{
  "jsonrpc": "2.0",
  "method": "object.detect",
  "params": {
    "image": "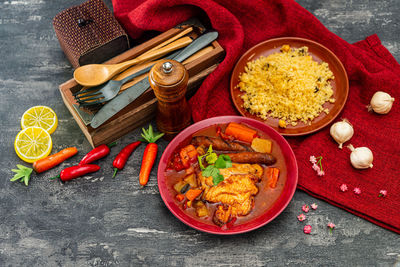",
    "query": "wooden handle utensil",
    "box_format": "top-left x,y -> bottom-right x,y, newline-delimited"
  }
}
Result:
73,36 -> 193,87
